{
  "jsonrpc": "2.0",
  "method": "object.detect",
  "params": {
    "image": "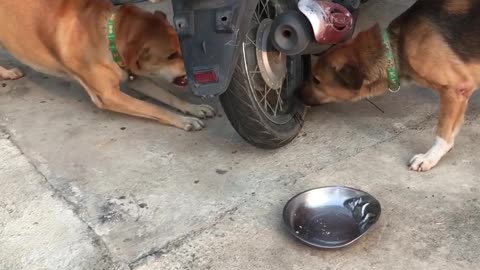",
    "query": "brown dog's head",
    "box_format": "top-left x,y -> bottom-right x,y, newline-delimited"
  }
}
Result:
299,25 -> 386,105
118,6 -> 186,85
